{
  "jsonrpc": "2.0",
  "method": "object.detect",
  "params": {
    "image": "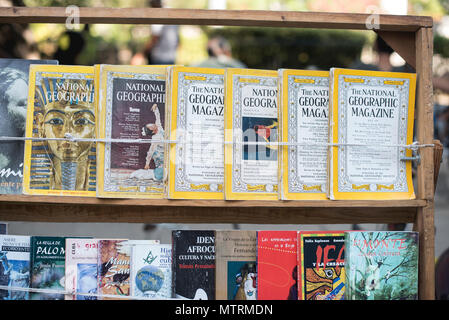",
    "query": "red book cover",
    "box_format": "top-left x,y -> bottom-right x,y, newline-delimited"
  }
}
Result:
297,231 -> 345,300
257,231 -> 298,300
